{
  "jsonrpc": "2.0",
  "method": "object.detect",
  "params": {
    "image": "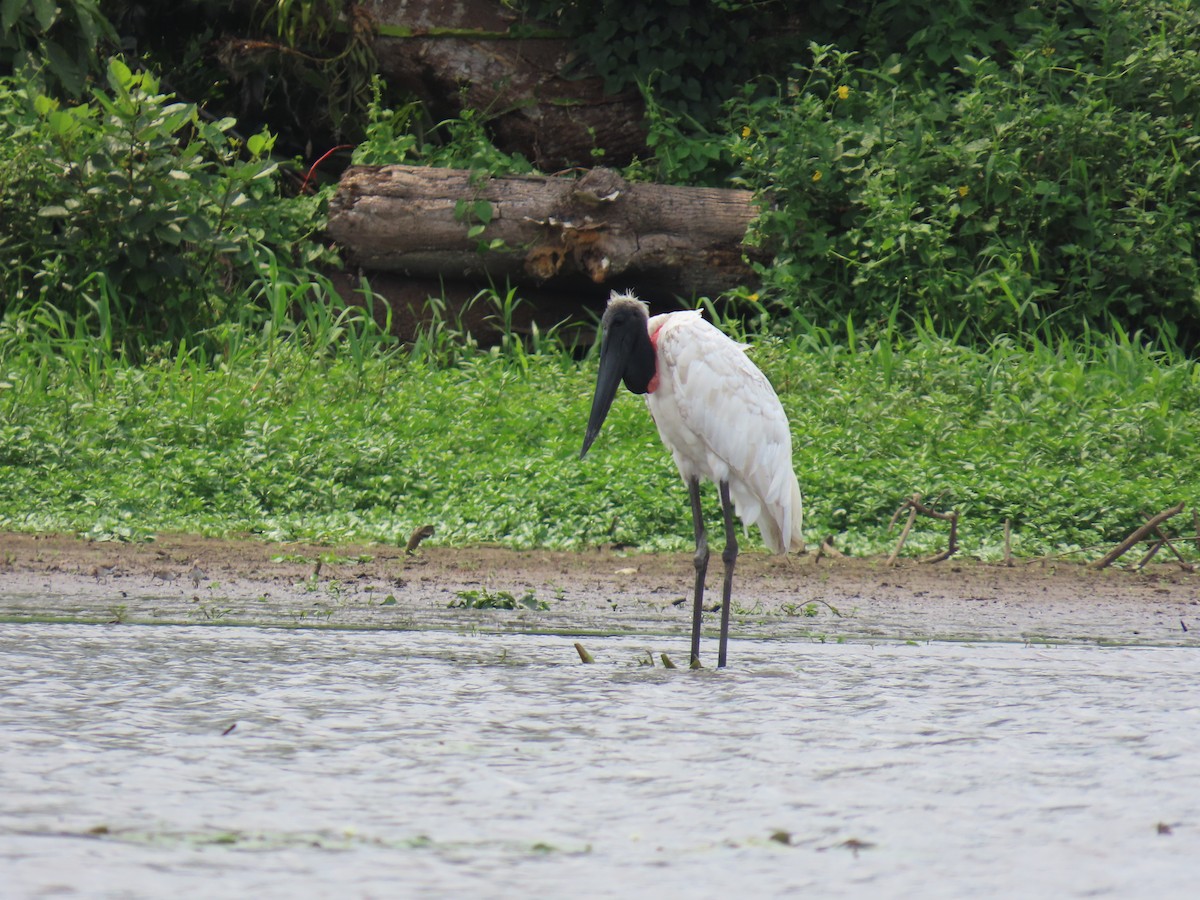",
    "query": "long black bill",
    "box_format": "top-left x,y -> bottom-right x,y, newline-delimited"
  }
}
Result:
580,334 -> 627,459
